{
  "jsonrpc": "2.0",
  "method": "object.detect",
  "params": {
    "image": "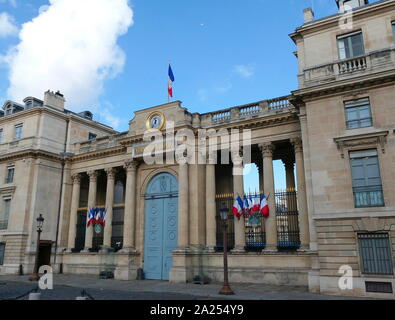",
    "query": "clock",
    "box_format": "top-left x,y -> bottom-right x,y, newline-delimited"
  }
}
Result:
146,112 -> 165,130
